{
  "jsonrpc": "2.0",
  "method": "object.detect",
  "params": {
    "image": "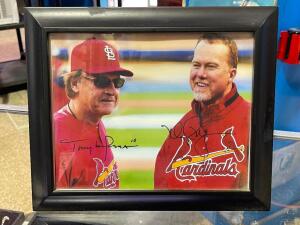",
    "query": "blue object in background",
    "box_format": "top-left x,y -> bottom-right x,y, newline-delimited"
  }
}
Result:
274,62 -> 300,132
255,0 -> 275,5
274,0 -> 300,132
100,0 -> 108,7
41,0 -> 95,6
188,0 -> 236,6
187,0 -> 275,6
